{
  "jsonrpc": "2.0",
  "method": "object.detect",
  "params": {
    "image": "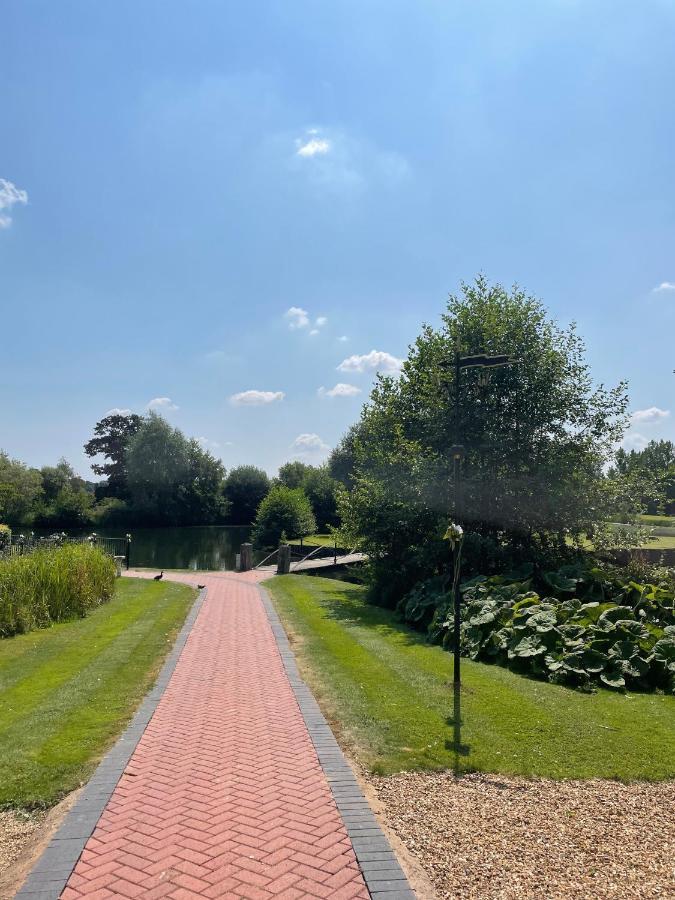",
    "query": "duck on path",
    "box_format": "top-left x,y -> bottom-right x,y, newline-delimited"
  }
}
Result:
153,571 -> 164,581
